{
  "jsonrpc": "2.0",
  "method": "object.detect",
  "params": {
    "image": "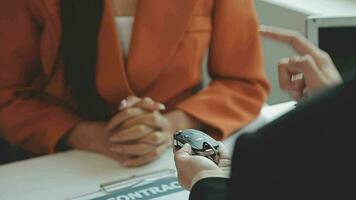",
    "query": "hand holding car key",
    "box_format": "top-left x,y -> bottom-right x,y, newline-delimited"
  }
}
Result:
174,129 -> 220,164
